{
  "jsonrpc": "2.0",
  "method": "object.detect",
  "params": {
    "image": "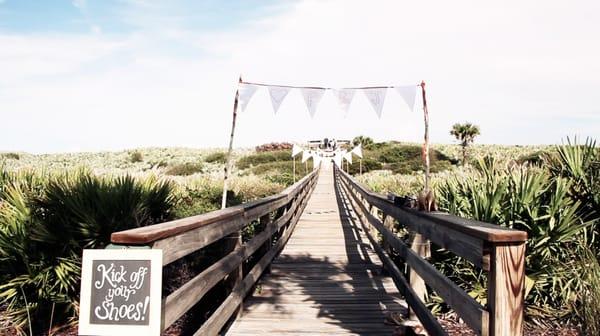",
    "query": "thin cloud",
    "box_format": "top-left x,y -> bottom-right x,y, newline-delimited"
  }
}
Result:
0,0 -> 599,153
